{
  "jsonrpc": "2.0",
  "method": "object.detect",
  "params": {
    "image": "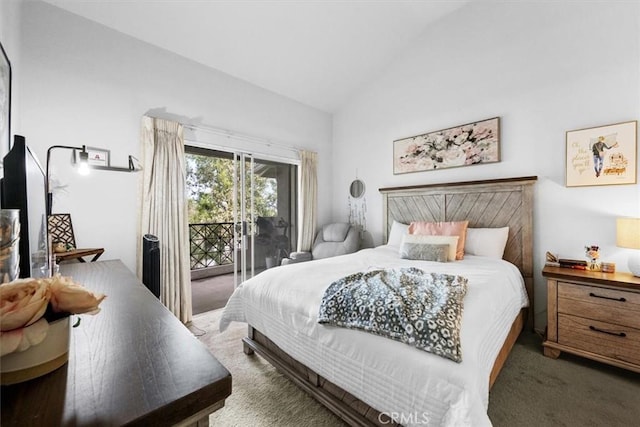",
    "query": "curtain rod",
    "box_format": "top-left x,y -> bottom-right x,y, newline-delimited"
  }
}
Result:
182,123 -> 301,153
185,140 -> 301,166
